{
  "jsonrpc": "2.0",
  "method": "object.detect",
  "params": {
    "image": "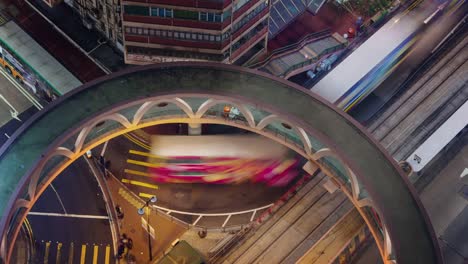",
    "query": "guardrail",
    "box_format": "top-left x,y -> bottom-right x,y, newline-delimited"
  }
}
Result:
247,29 -> 332,68
112,168 -> 274,232
280,43 -> 346,79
